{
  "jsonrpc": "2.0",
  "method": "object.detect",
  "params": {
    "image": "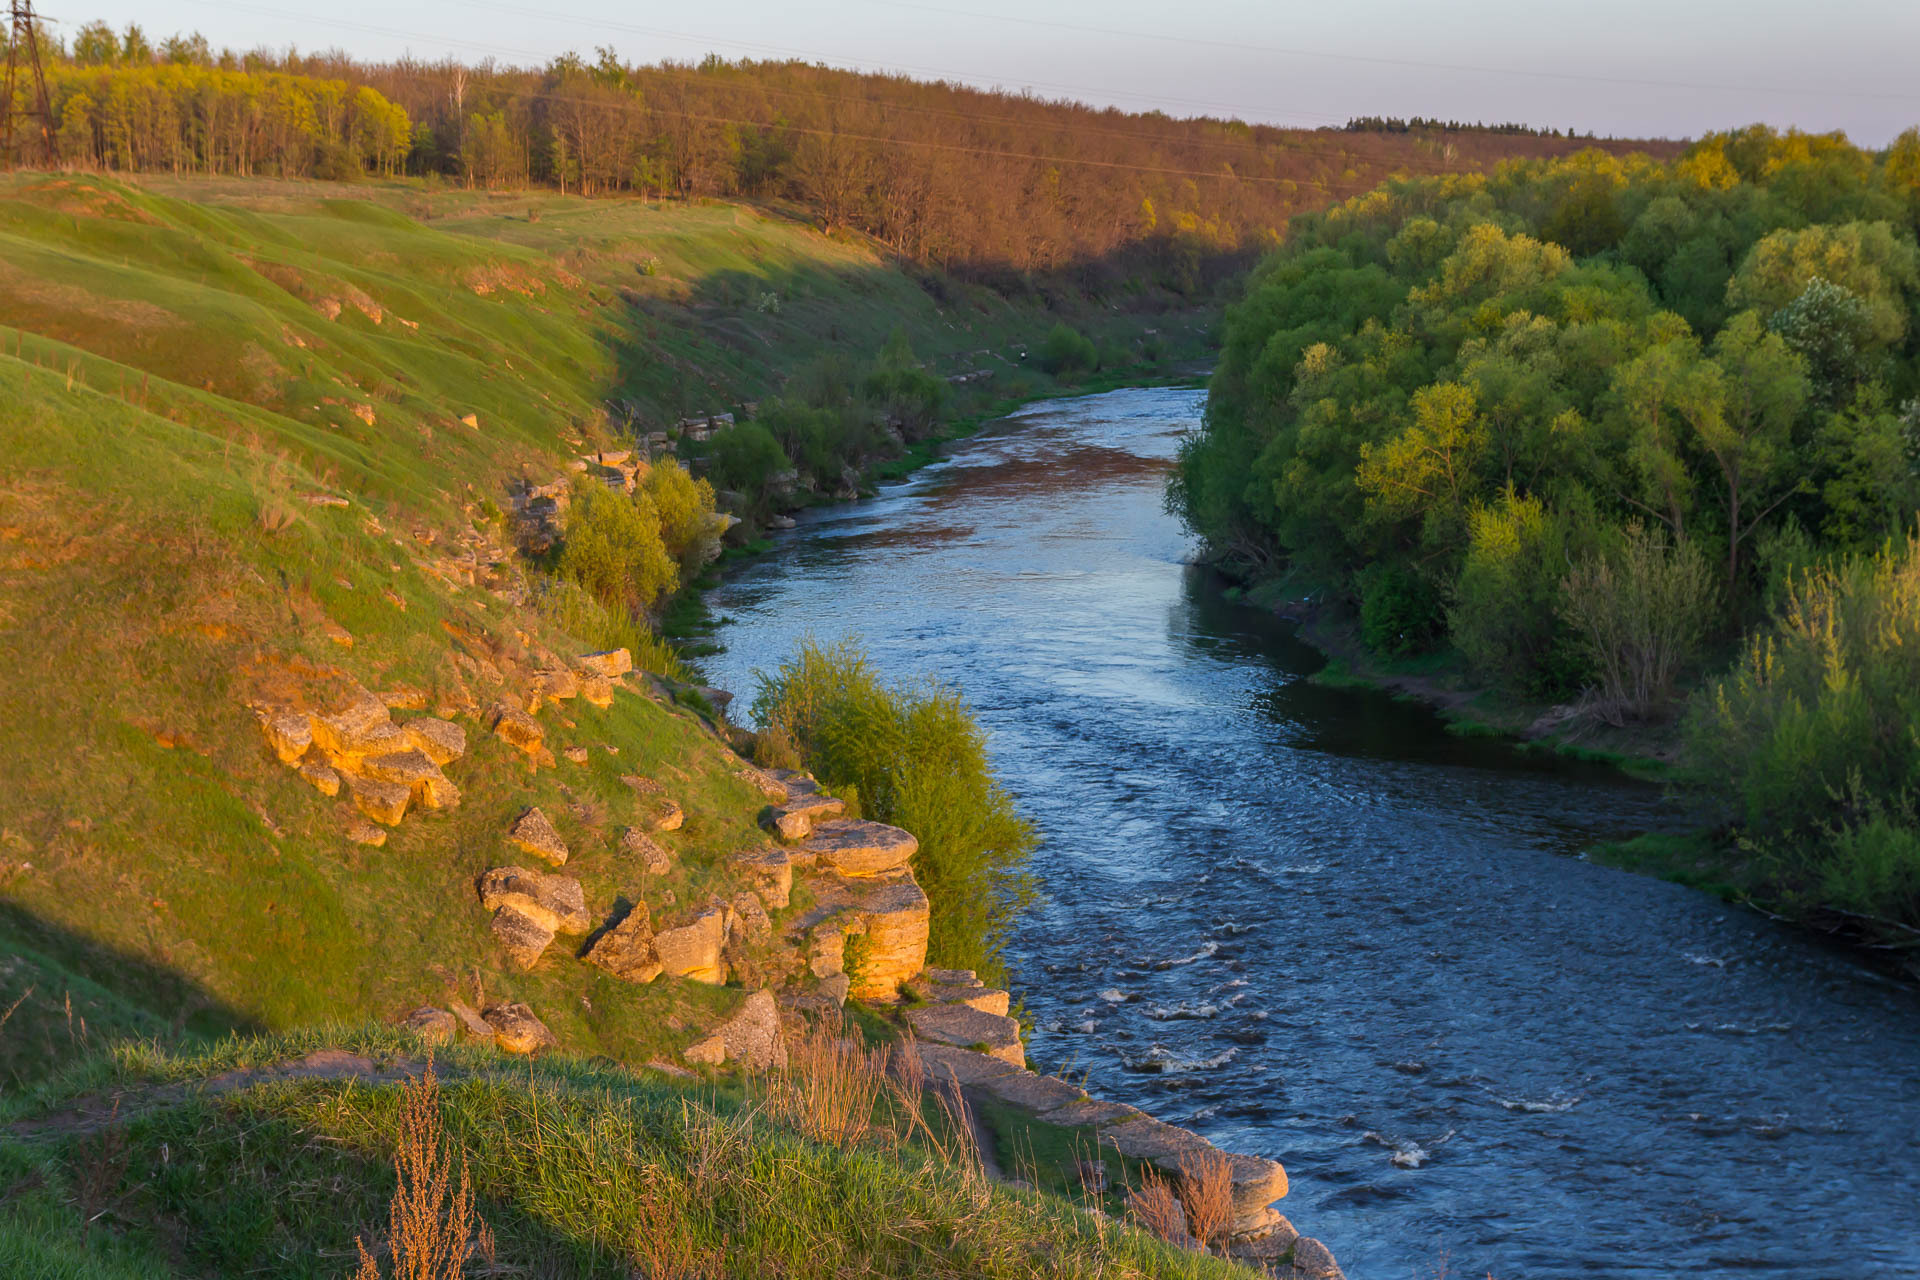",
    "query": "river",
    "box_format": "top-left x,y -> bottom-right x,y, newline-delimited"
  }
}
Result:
703,385 -> 1920,1279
